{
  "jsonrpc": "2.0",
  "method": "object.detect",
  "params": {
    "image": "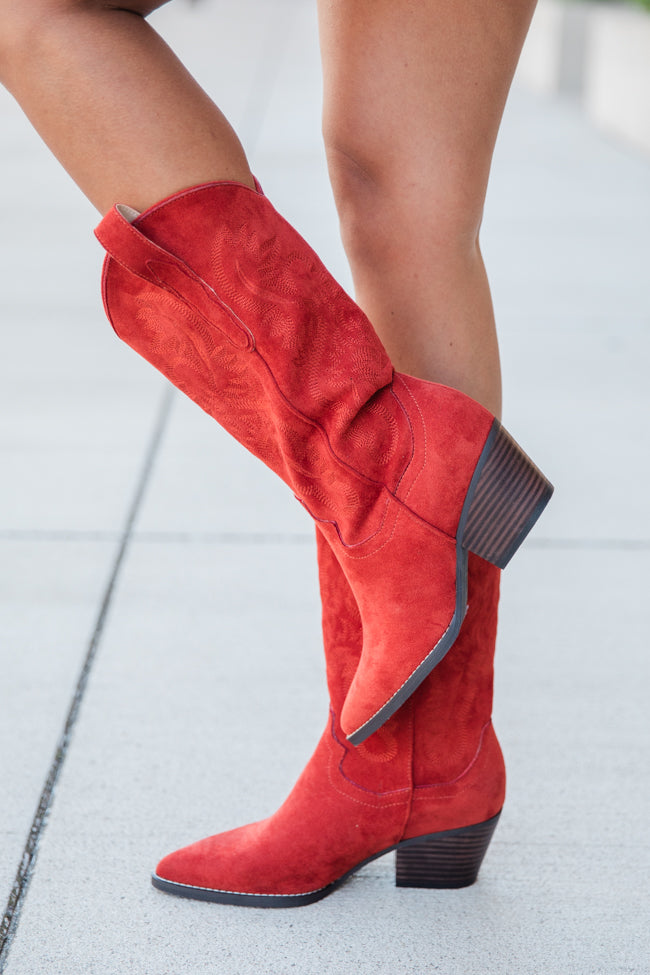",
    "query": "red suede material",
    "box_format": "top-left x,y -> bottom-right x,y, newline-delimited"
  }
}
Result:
392,374 -> 494,537
333,508 -> 458,739
401,555 -> 506,836
95,181 -> 497,735
156,729 -> 411,896
97,183 -> 410,490
410,554 -> 501,785
317,532 -> 415,796
402,722 -> 505,839
95,182 -> 492,525
156,533 -> 412,896
321,542 -> 505,831
154,541 -> 504,897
